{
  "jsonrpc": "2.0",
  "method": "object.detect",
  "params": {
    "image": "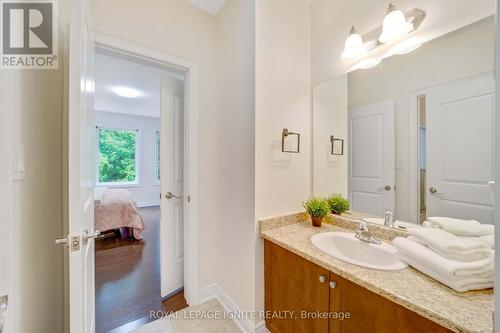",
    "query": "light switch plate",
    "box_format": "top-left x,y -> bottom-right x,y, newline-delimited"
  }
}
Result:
12,144 -> 25,181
